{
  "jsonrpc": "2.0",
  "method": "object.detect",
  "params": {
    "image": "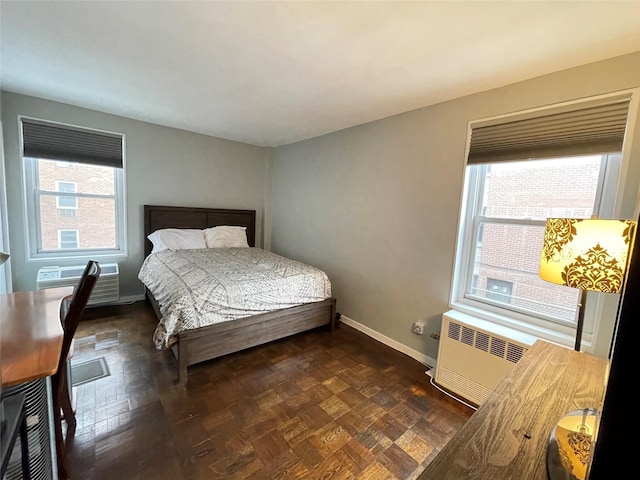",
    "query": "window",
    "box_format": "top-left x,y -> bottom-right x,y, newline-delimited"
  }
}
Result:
460,155 -> 609,324
486,278 -> 513,304
58,230 -> 79,249
451,92 -> 634,343
21,118 -> 126,259
55,181 -> 78,210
